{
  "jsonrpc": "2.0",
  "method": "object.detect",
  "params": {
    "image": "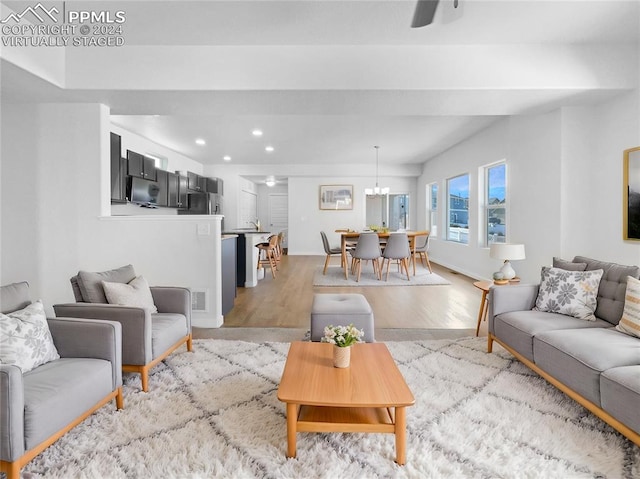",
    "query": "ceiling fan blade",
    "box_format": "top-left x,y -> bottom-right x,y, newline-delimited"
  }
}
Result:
411,0 -> 439,28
